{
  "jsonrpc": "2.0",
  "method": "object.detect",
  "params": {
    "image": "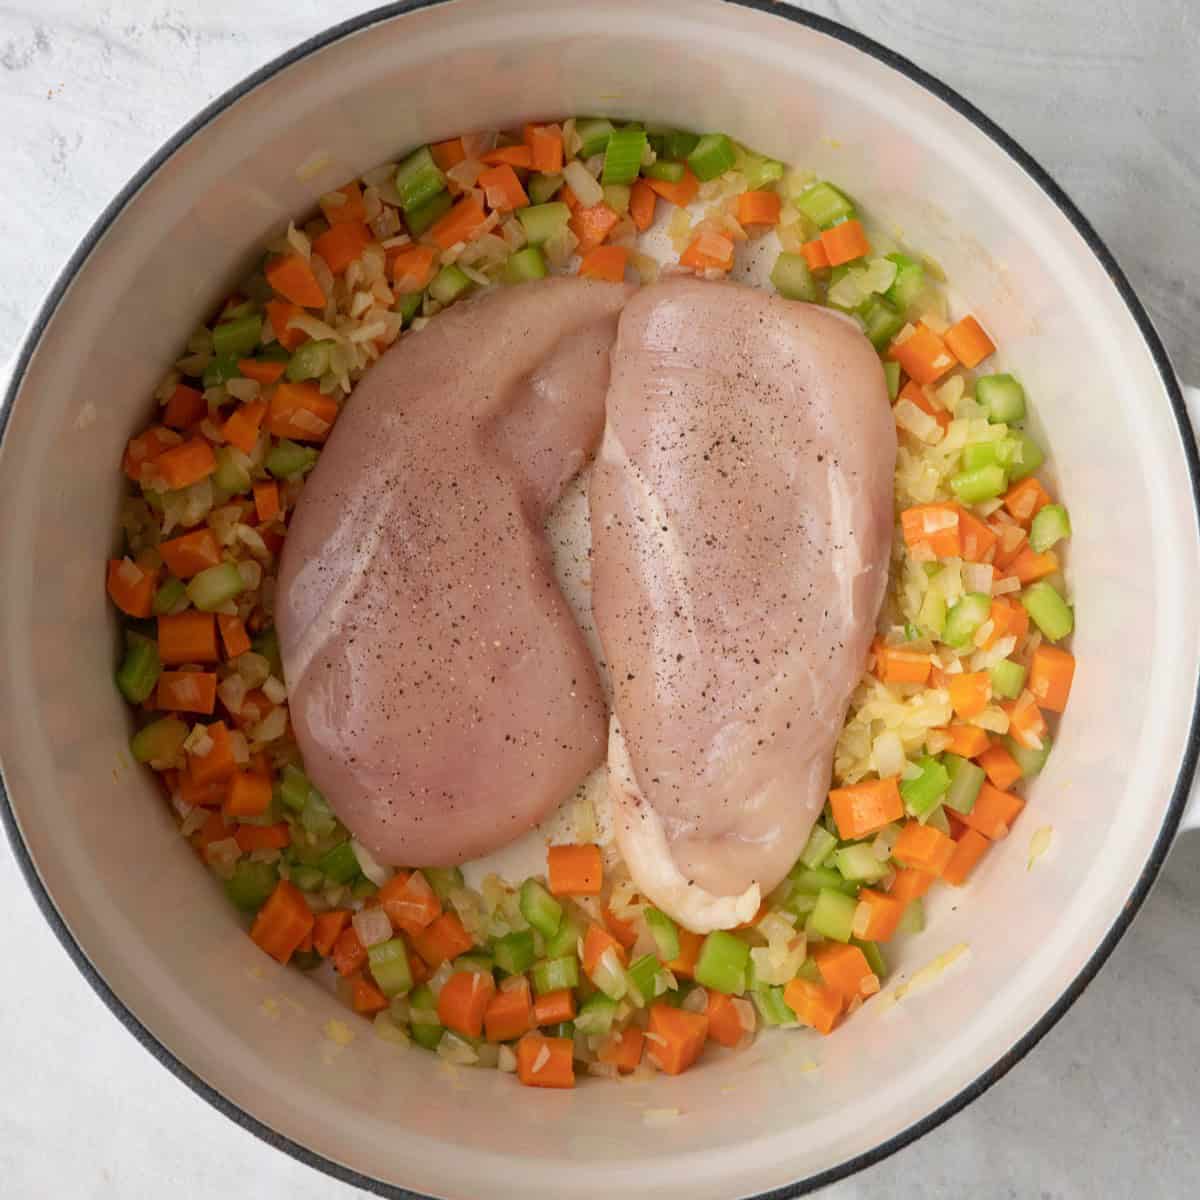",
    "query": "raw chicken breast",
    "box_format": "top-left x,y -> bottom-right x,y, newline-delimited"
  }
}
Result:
590,278 -> 895,930
277,278 -> 632,865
